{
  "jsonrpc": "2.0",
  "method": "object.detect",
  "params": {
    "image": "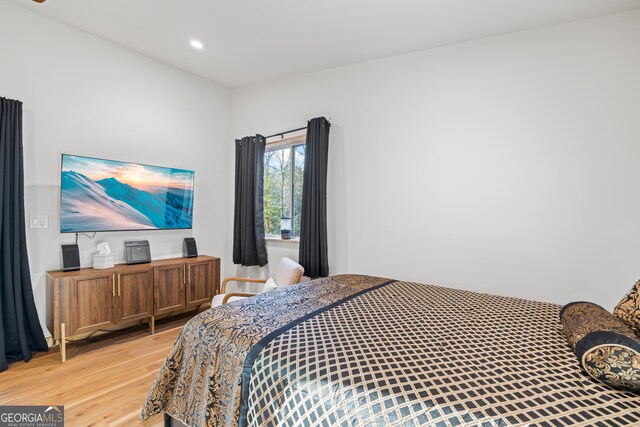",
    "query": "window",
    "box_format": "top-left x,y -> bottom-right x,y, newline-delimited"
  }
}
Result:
264,137 -> 305,237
